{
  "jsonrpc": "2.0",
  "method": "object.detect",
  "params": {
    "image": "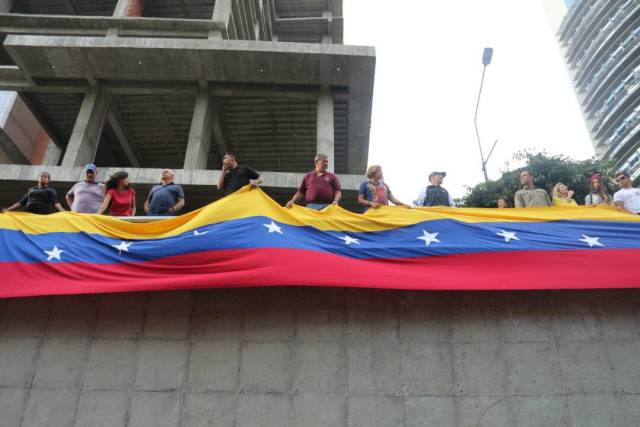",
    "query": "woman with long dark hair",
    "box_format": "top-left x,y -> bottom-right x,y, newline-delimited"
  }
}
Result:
96,171 -> 136,216
584,173 -> 612,206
